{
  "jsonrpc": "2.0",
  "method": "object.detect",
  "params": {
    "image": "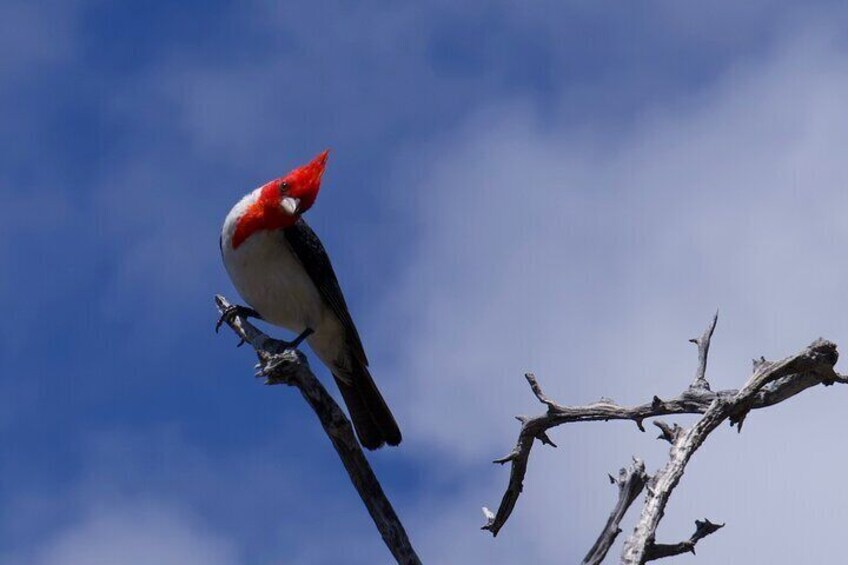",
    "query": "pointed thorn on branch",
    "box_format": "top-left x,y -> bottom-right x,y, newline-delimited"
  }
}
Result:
493,451 -> 518,465
730,408 -> 750,432
536,431 -> 557,448
653,420 -> 682,444
696,518 -> 725,531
